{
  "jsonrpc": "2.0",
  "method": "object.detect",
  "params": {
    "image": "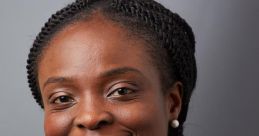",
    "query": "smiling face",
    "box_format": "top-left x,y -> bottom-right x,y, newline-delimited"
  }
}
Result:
37,14 -> 182,136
